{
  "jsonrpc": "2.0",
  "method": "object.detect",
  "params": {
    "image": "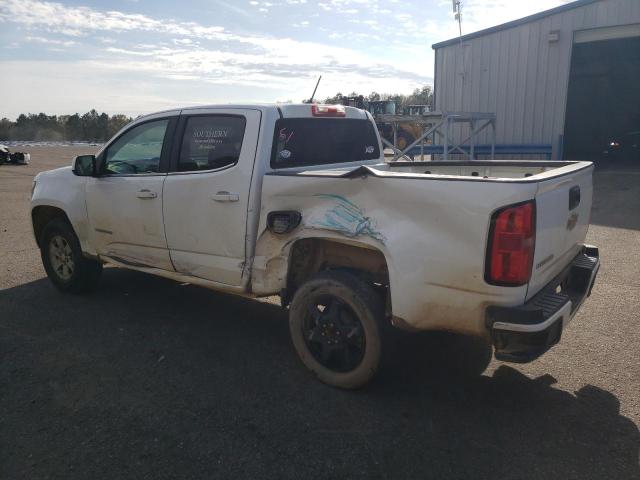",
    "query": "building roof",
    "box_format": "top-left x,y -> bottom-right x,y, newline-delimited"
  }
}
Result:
432,0 -> 601,49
